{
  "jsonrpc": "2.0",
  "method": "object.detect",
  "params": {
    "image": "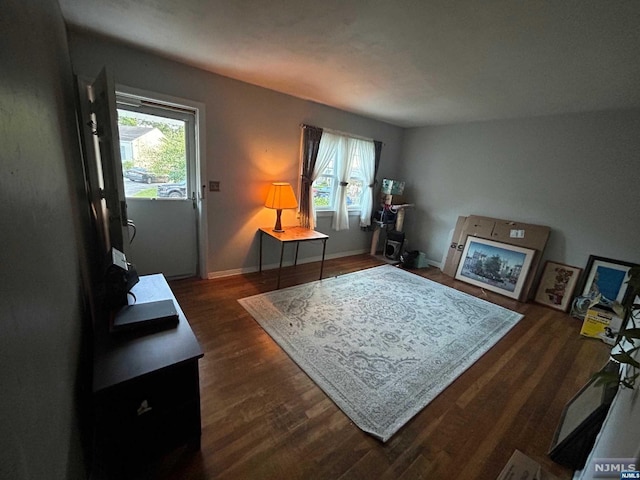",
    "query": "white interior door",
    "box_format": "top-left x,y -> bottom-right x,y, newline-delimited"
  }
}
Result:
116,95 -> 199,279
77,69 -> 131,257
